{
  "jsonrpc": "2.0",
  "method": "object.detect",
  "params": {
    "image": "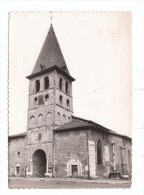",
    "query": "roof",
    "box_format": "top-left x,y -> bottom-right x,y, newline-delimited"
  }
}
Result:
53,116 -> 132,140
54,118 -> 93,130
8,132 -> 26,139
54,116 -> 110,132
8,119 -> 131,141
27,24 -> 75,81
